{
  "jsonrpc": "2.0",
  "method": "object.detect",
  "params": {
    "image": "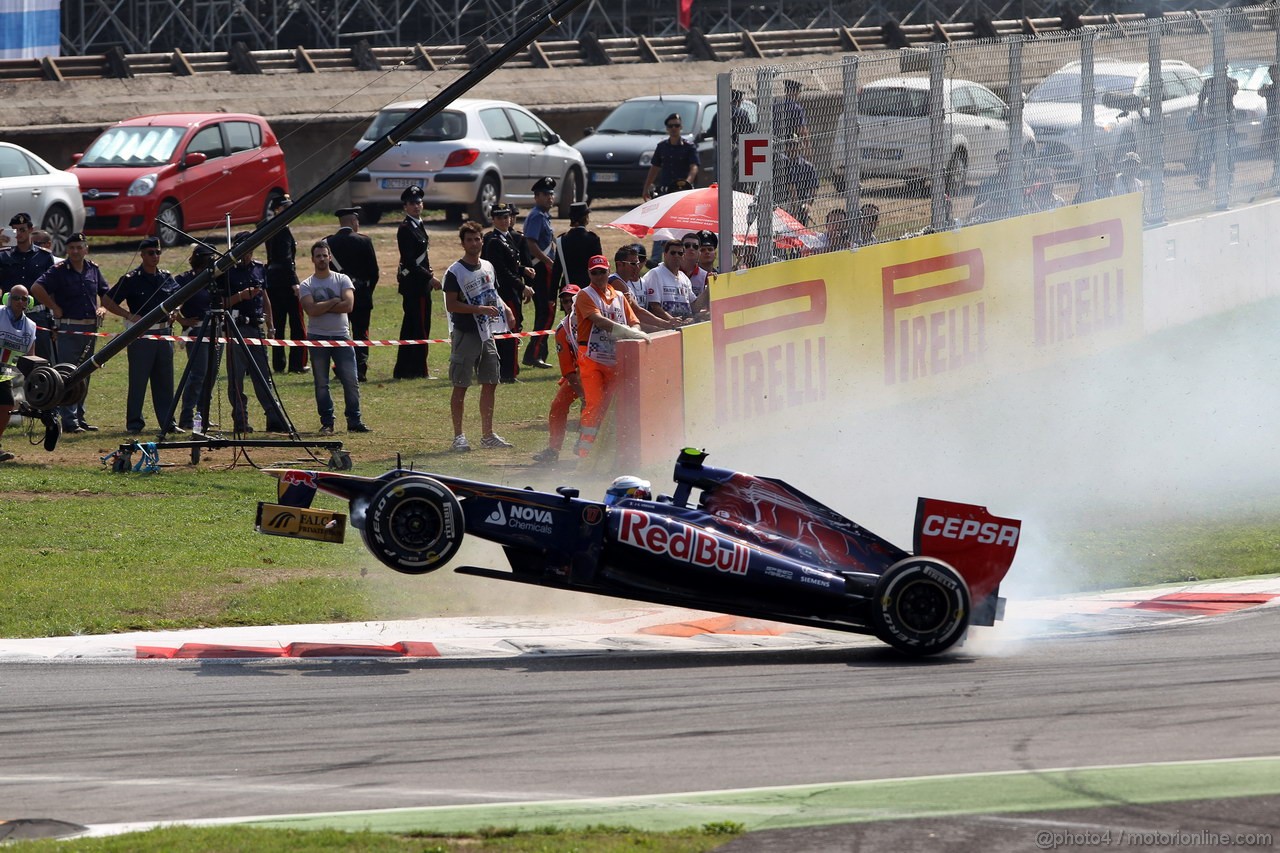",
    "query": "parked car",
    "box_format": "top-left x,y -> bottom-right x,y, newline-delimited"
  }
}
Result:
1198,60 -> 1271,153
68,113 -> 289,248
347,98 -> 585,226
834,77 -> 1036,196
1023,59 -> 1205,171
0,142 -> 86,254
574,94 -> 756,196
